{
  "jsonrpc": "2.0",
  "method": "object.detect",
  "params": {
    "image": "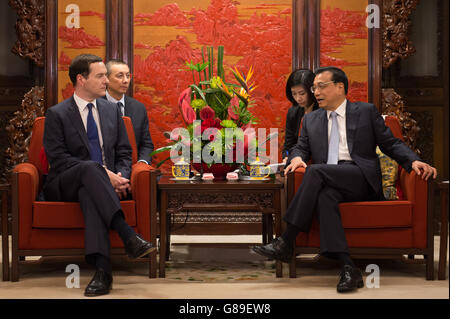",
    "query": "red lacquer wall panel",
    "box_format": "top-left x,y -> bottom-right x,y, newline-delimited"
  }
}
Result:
320,0 -> 369,102
133,0 -> 292,169
57,0 -> 106,103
